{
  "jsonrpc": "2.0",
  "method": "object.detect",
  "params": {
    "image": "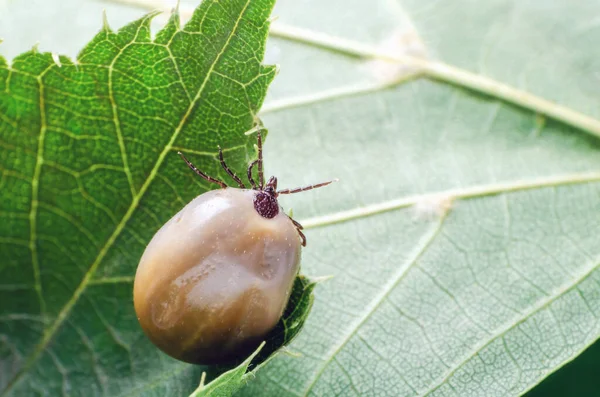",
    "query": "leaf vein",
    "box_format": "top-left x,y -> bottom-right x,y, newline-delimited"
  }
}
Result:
300,172 -> 600,229
107,17 -> 151,198
29,63 -> 57,322
357,333 -> 419,395
302,214 -> 447,396
267,22 -> 600,139
422,256 -> 600,396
